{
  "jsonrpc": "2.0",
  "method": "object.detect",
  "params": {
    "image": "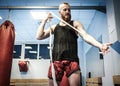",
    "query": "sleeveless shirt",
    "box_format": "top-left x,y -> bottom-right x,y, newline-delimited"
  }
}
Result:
52,21 -> 79,63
